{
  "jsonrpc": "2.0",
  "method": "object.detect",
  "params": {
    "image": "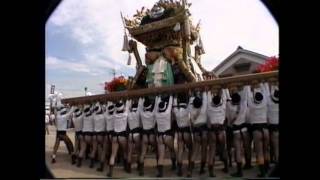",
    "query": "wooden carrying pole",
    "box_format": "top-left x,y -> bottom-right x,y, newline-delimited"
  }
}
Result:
61,71 -> 278,105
